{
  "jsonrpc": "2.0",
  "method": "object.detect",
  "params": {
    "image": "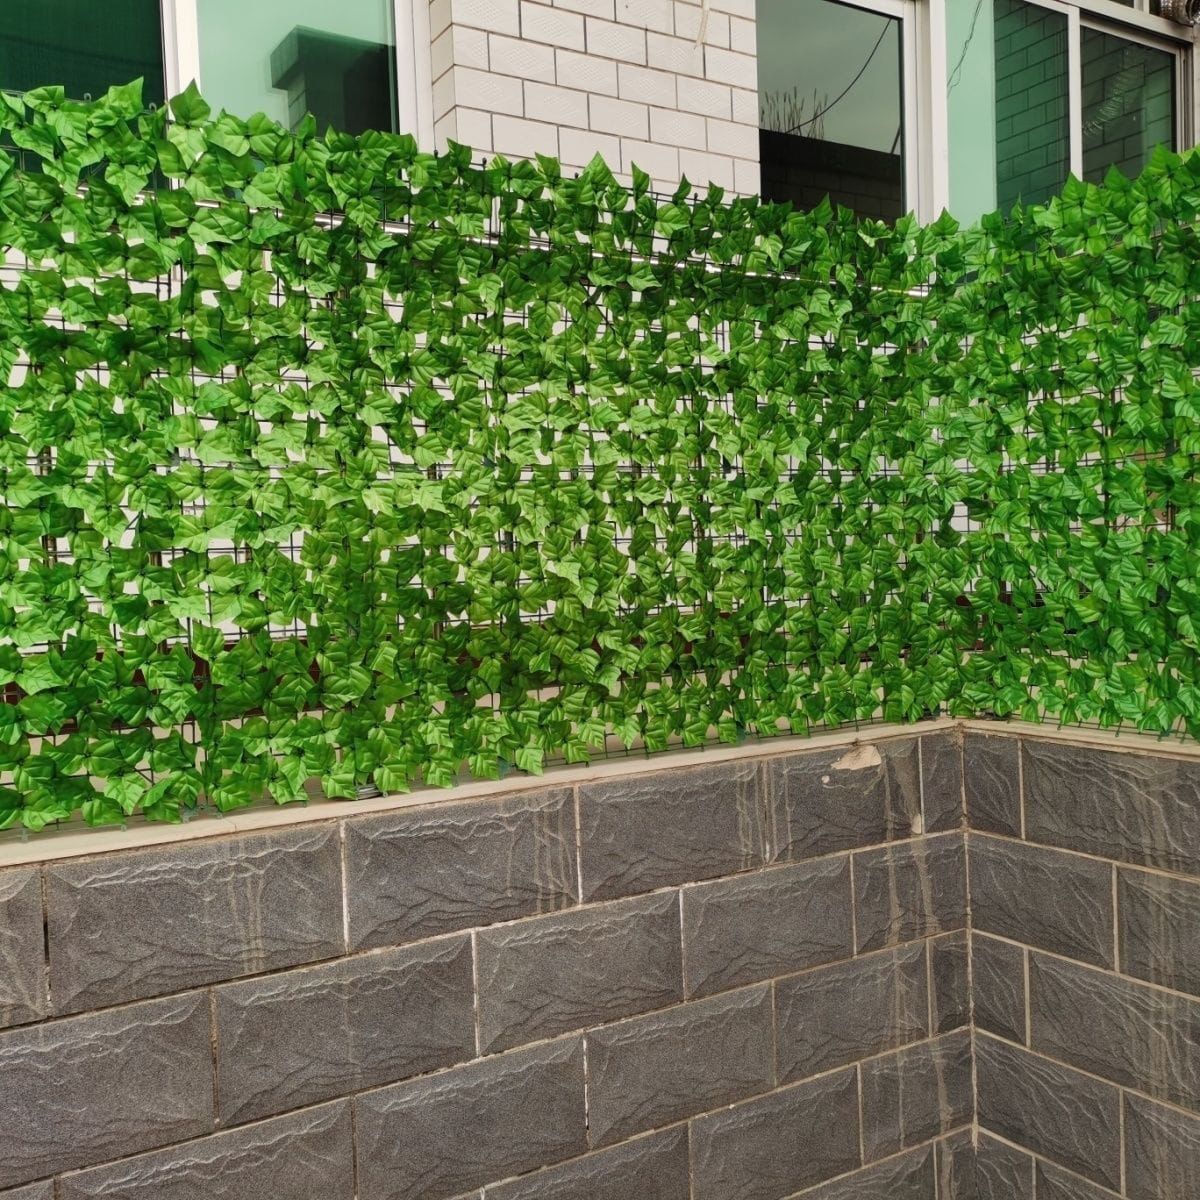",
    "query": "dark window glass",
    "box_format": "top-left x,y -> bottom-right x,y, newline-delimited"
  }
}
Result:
0,0 -> 164,106
994,0 -> 1070,211
757,0 -> 904,221
1082,28 -> 1175,183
